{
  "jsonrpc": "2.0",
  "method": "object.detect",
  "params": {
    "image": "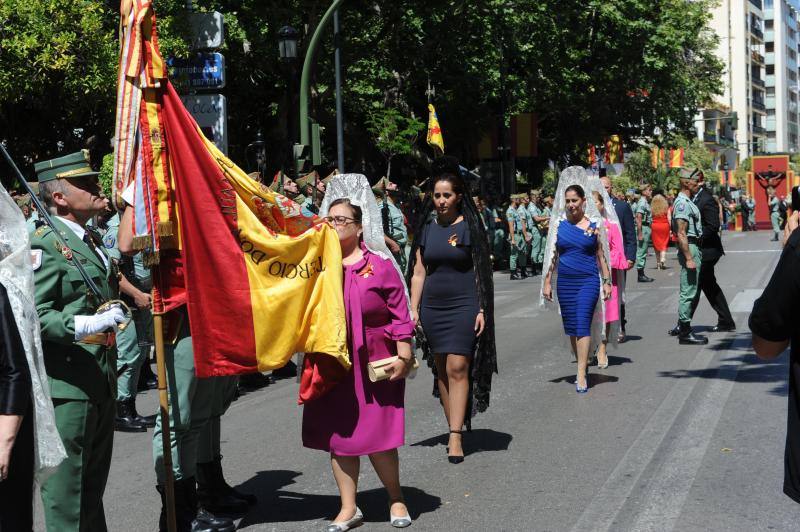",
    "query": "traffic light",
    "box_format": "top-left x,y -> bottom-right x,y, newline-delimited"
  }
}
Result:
293,143 -> 311,175
729,111 -> 738,130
